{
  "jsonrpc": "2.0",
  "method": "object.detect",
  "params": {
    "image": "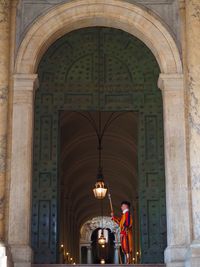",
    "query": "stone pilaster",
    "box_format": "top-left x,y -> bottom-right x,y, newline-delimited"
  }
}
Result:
185,0 -> 200,266
0,0 -> 10,244
158,74 -> 190,267
8,74 -> 38,267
